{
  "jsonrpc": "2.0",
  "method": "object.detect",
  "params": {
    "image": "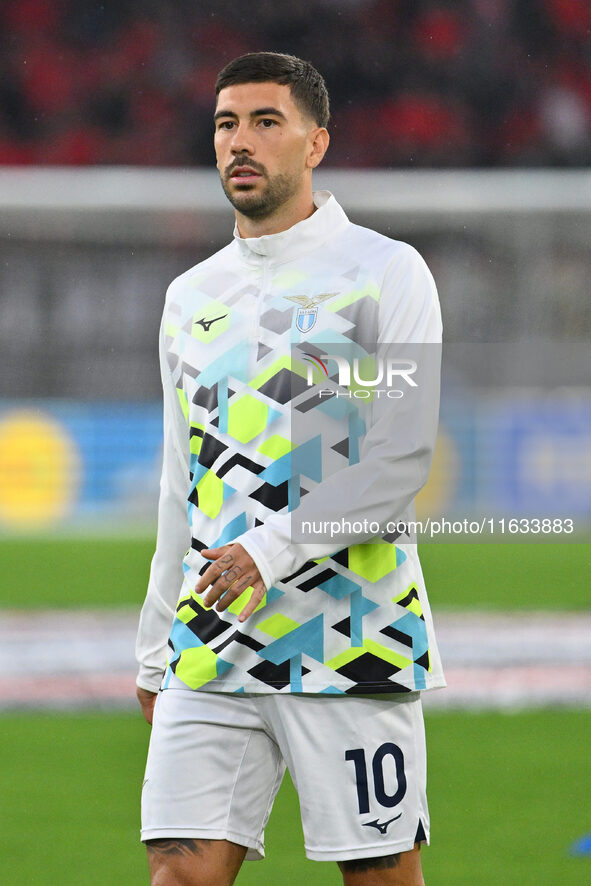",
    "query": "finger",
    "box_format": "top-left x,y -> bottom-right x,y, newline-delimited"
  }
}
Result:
200,546 -> 224,560
237,581 -> 267,622
213,572 -> 253,613
195,549 -> 234,594
203,565 -> 243,608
